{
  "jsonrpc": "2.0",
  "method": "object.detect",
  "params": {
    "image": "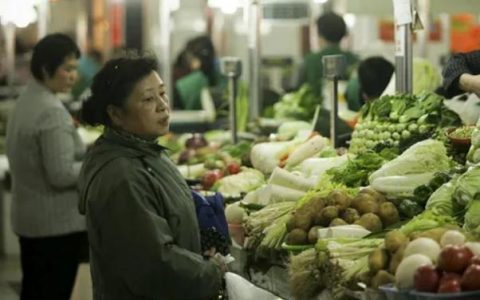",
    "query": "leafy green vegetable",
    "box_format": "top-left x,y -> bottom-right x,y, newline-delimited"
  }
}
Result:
454,166 -> 480,207
464,201 -> 480,238
221,141 -> 252,159
273,84 -> 320,121
399,199 -> 423,218
327,148 -> 398,187
425,175 -> 463,218
398,210 -> 459,236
